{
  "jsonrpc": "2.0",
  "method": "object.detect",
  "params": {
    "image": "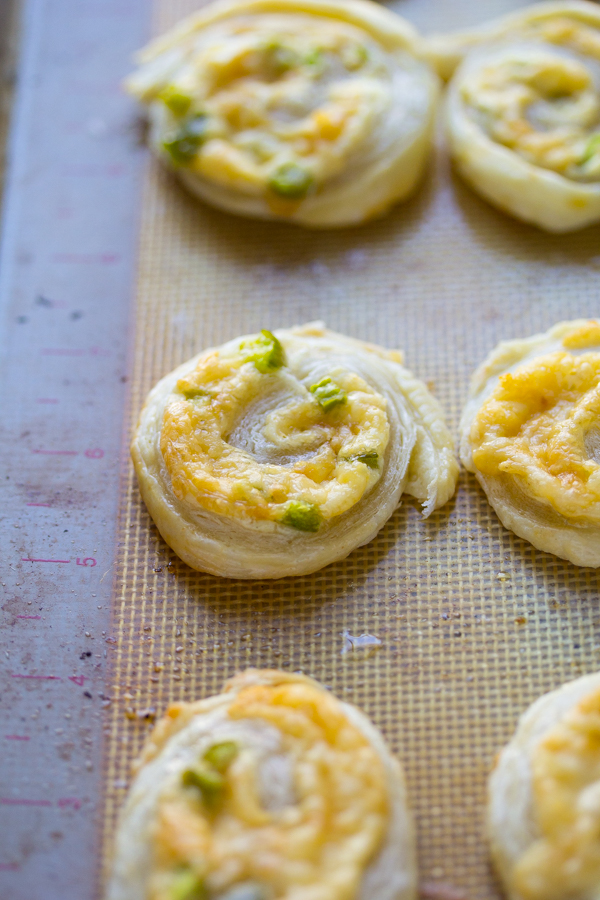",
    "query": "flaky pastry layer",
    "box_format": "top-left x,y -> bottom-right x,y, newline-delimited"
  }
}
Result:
461,319 -> 600,567
428,2 -> 600,231
132,322 -> 458,578
107,669 -> 417,900
488,670 -> 600,900
124,0 -> 438,228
